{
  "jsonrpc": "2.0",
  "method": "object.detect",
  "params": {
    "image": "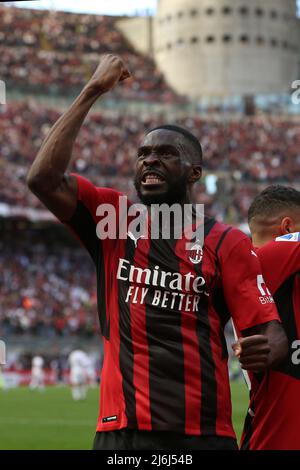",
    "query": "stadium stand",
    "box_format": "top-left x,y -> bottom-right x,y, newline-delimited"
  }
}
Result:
0,228 -> 97,337
0,6 -> 183,102
1,101 -> 300,219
